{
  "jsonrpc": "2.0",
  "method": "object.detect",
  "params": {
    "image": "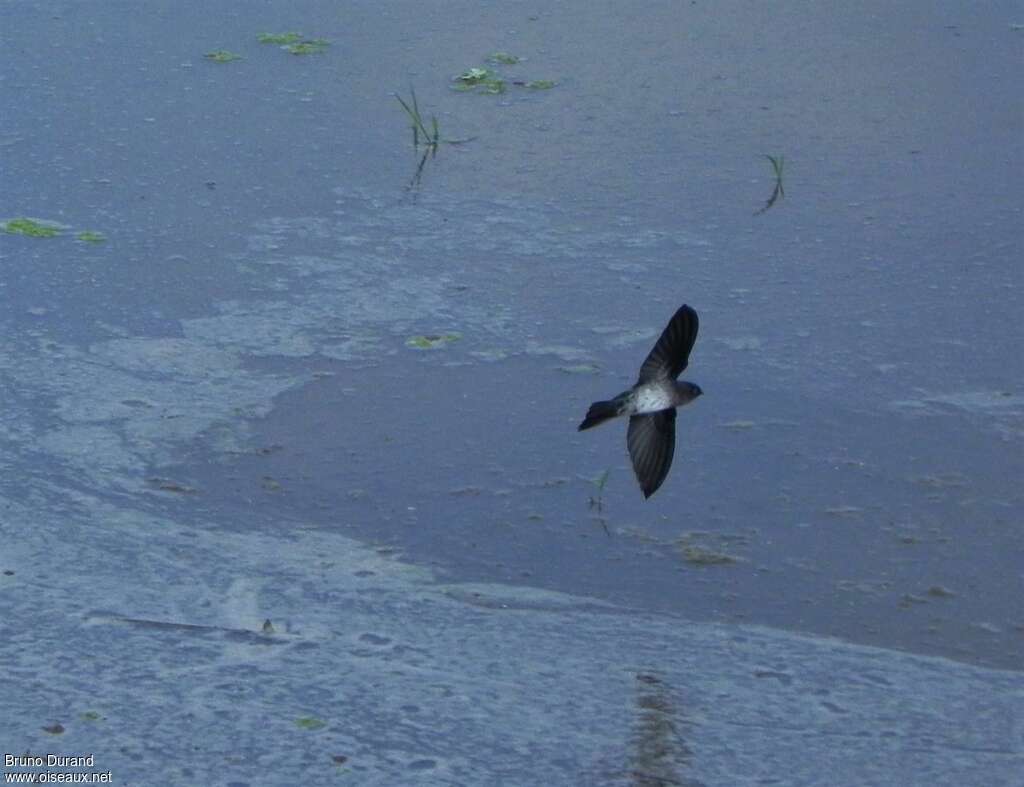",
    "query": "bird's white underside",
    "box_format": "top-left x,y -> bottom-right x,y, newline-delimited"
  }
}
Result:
633,386 -> 677,414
